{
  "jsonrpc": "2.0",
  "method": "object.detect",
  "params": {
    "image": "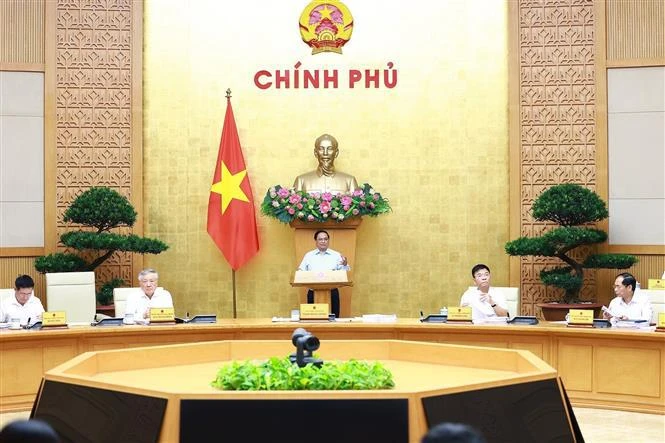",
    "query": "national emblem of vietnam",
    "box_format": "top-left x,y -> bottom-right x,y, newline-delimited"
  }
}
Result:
299,1 -> 353,55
